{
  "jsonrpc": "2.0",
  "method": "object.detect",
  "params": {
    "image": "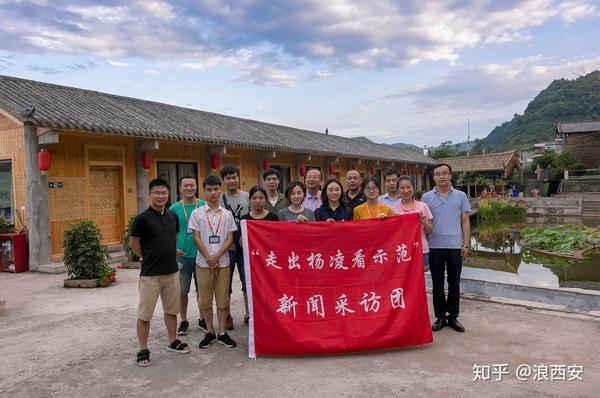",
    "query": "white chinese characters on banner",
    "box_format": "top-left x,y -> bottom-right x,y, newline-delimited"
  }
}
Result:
266,250 -> 282,269
329,249 -> 348,270
277,294 -> 298,318
288,251 -> 300,269
373,249 -> 388,264
396,244 -> 412,263
276,288 -> 407,319
307,294 -> 325,318
307,252 -> 324,269
352,249 -> 365,269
